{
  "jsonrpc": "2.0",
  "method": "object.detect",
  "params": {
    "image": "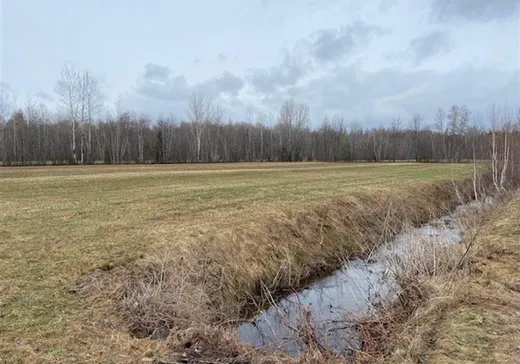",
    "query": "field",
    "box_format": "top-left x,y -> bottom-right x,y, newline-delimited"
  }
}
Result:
0,162 -> 474,363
